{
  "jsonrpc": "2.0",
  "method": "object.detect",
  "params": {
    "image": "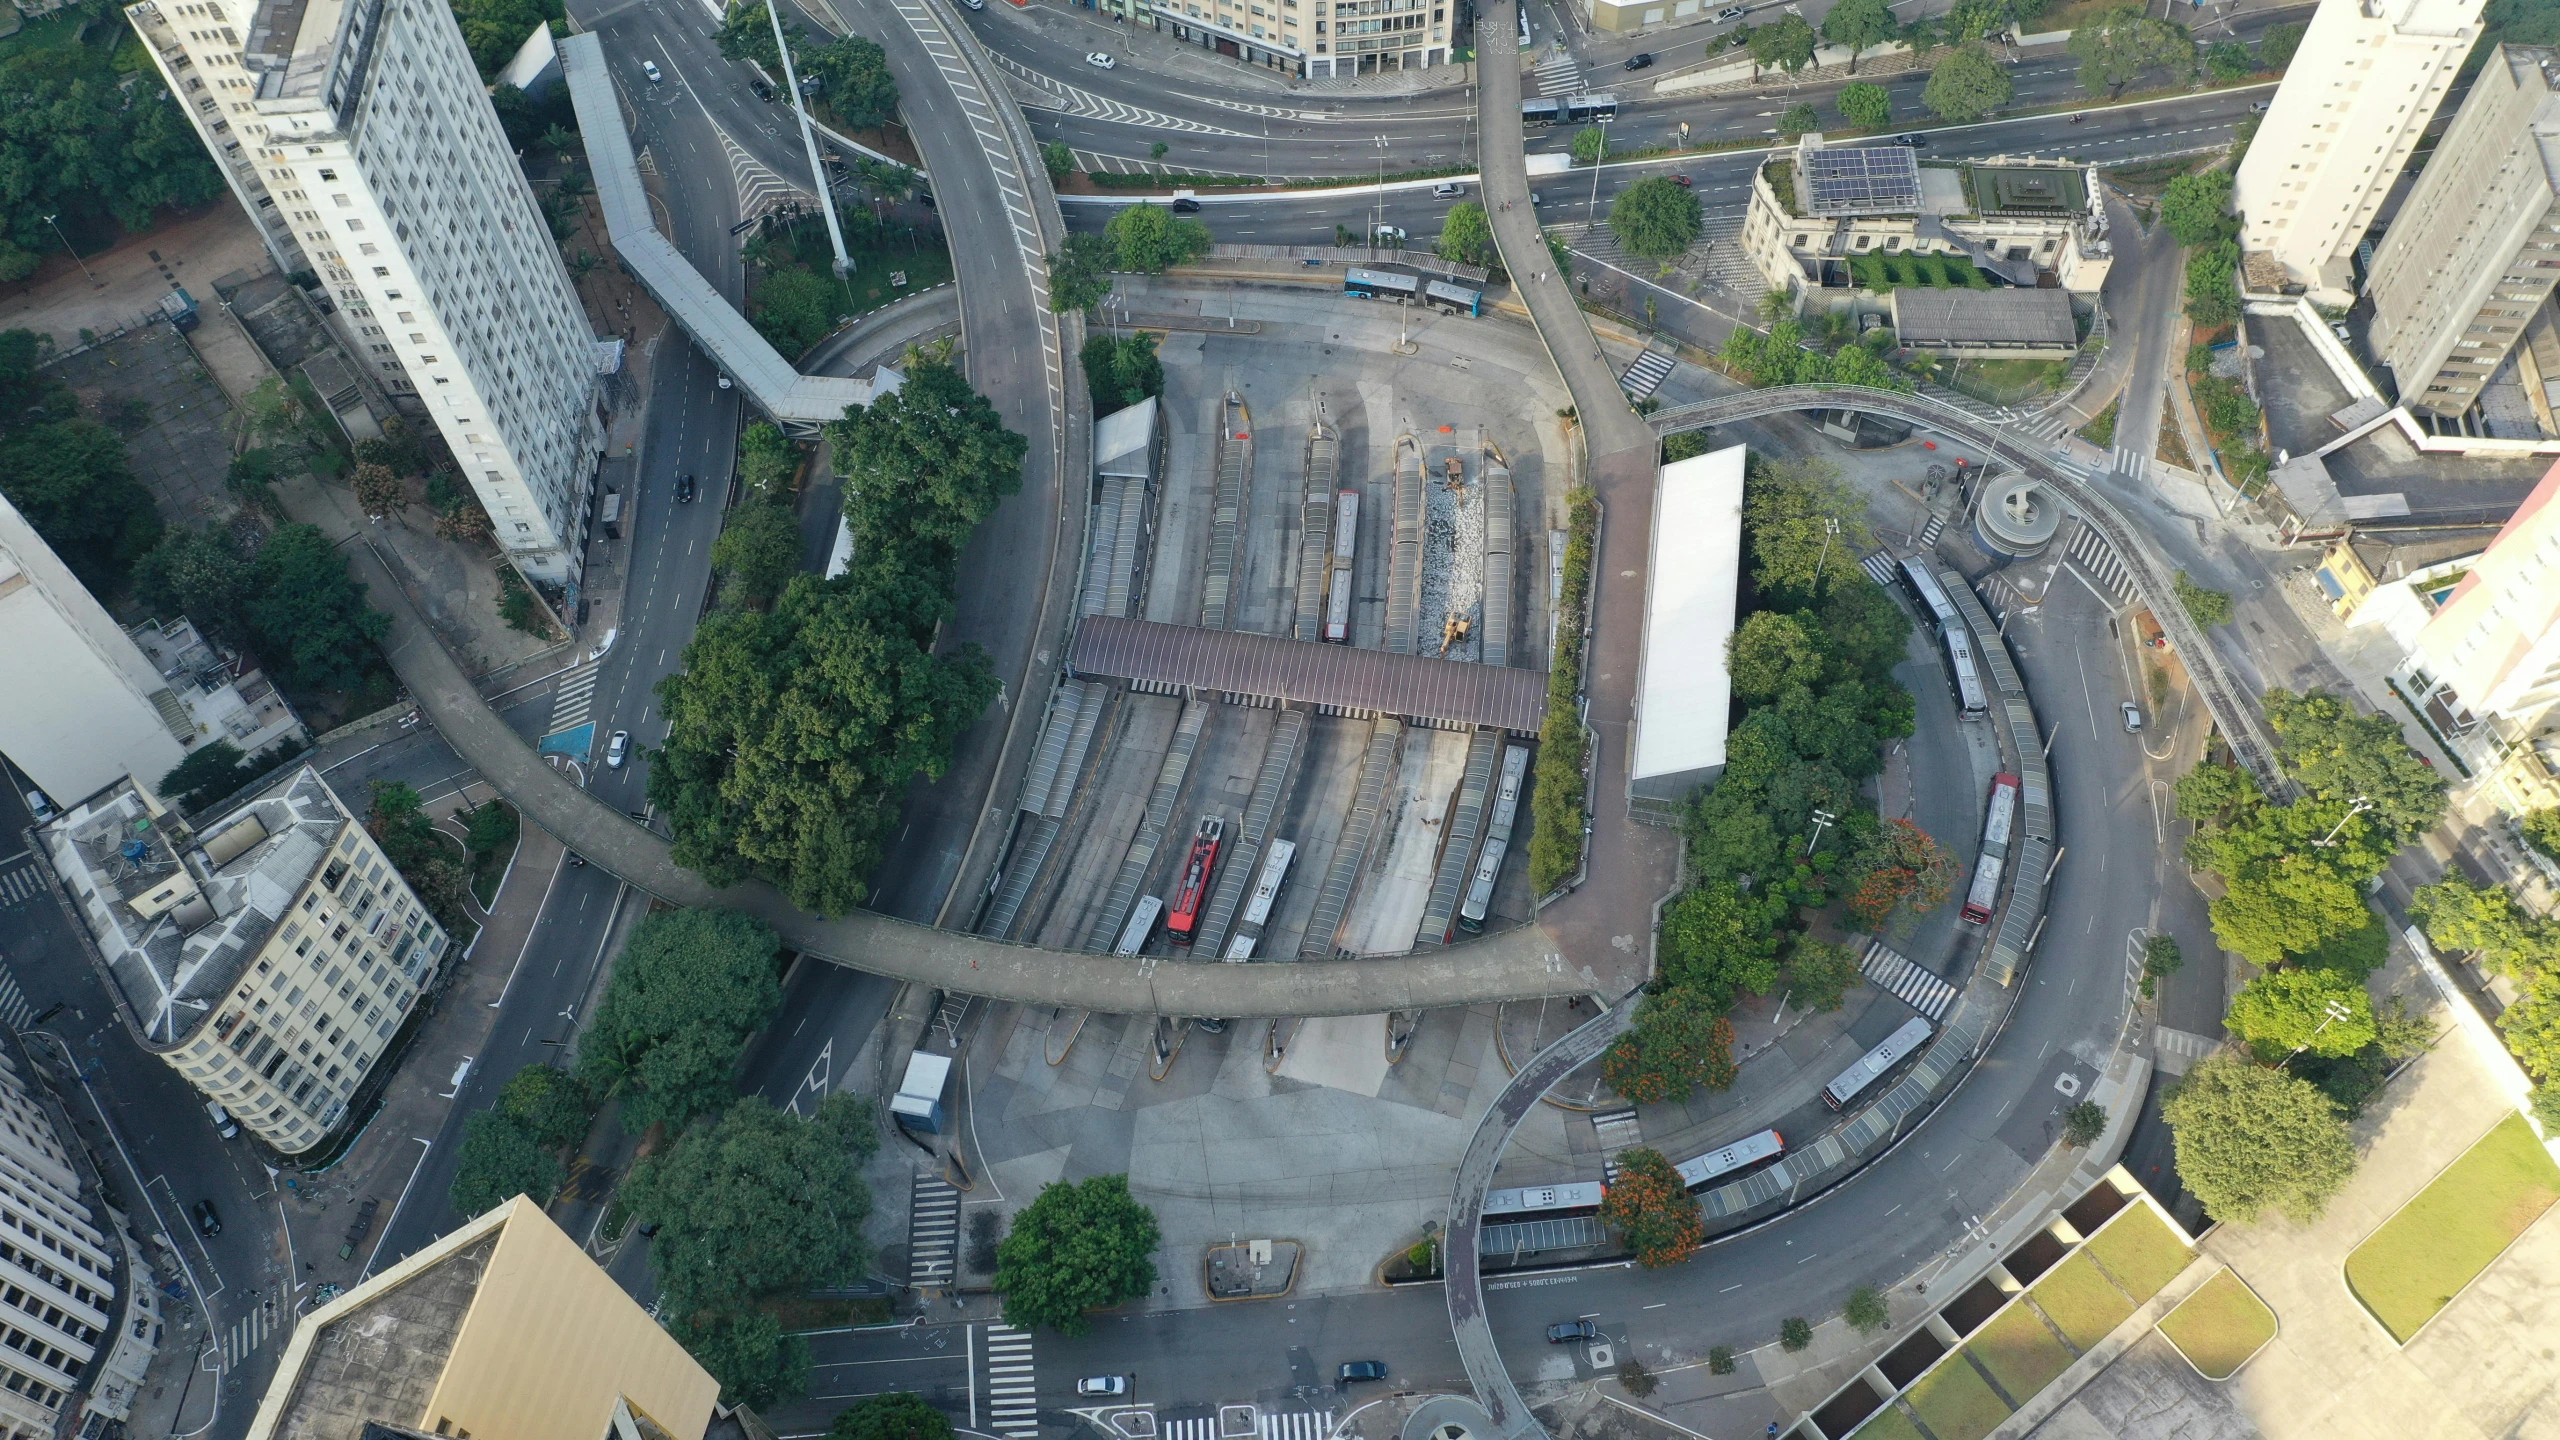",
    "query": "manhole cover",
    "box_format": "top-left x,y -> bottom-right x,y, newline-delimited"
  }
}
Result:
2054,1072 -> 2082,1098
1588,1343 -> 1614,1368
